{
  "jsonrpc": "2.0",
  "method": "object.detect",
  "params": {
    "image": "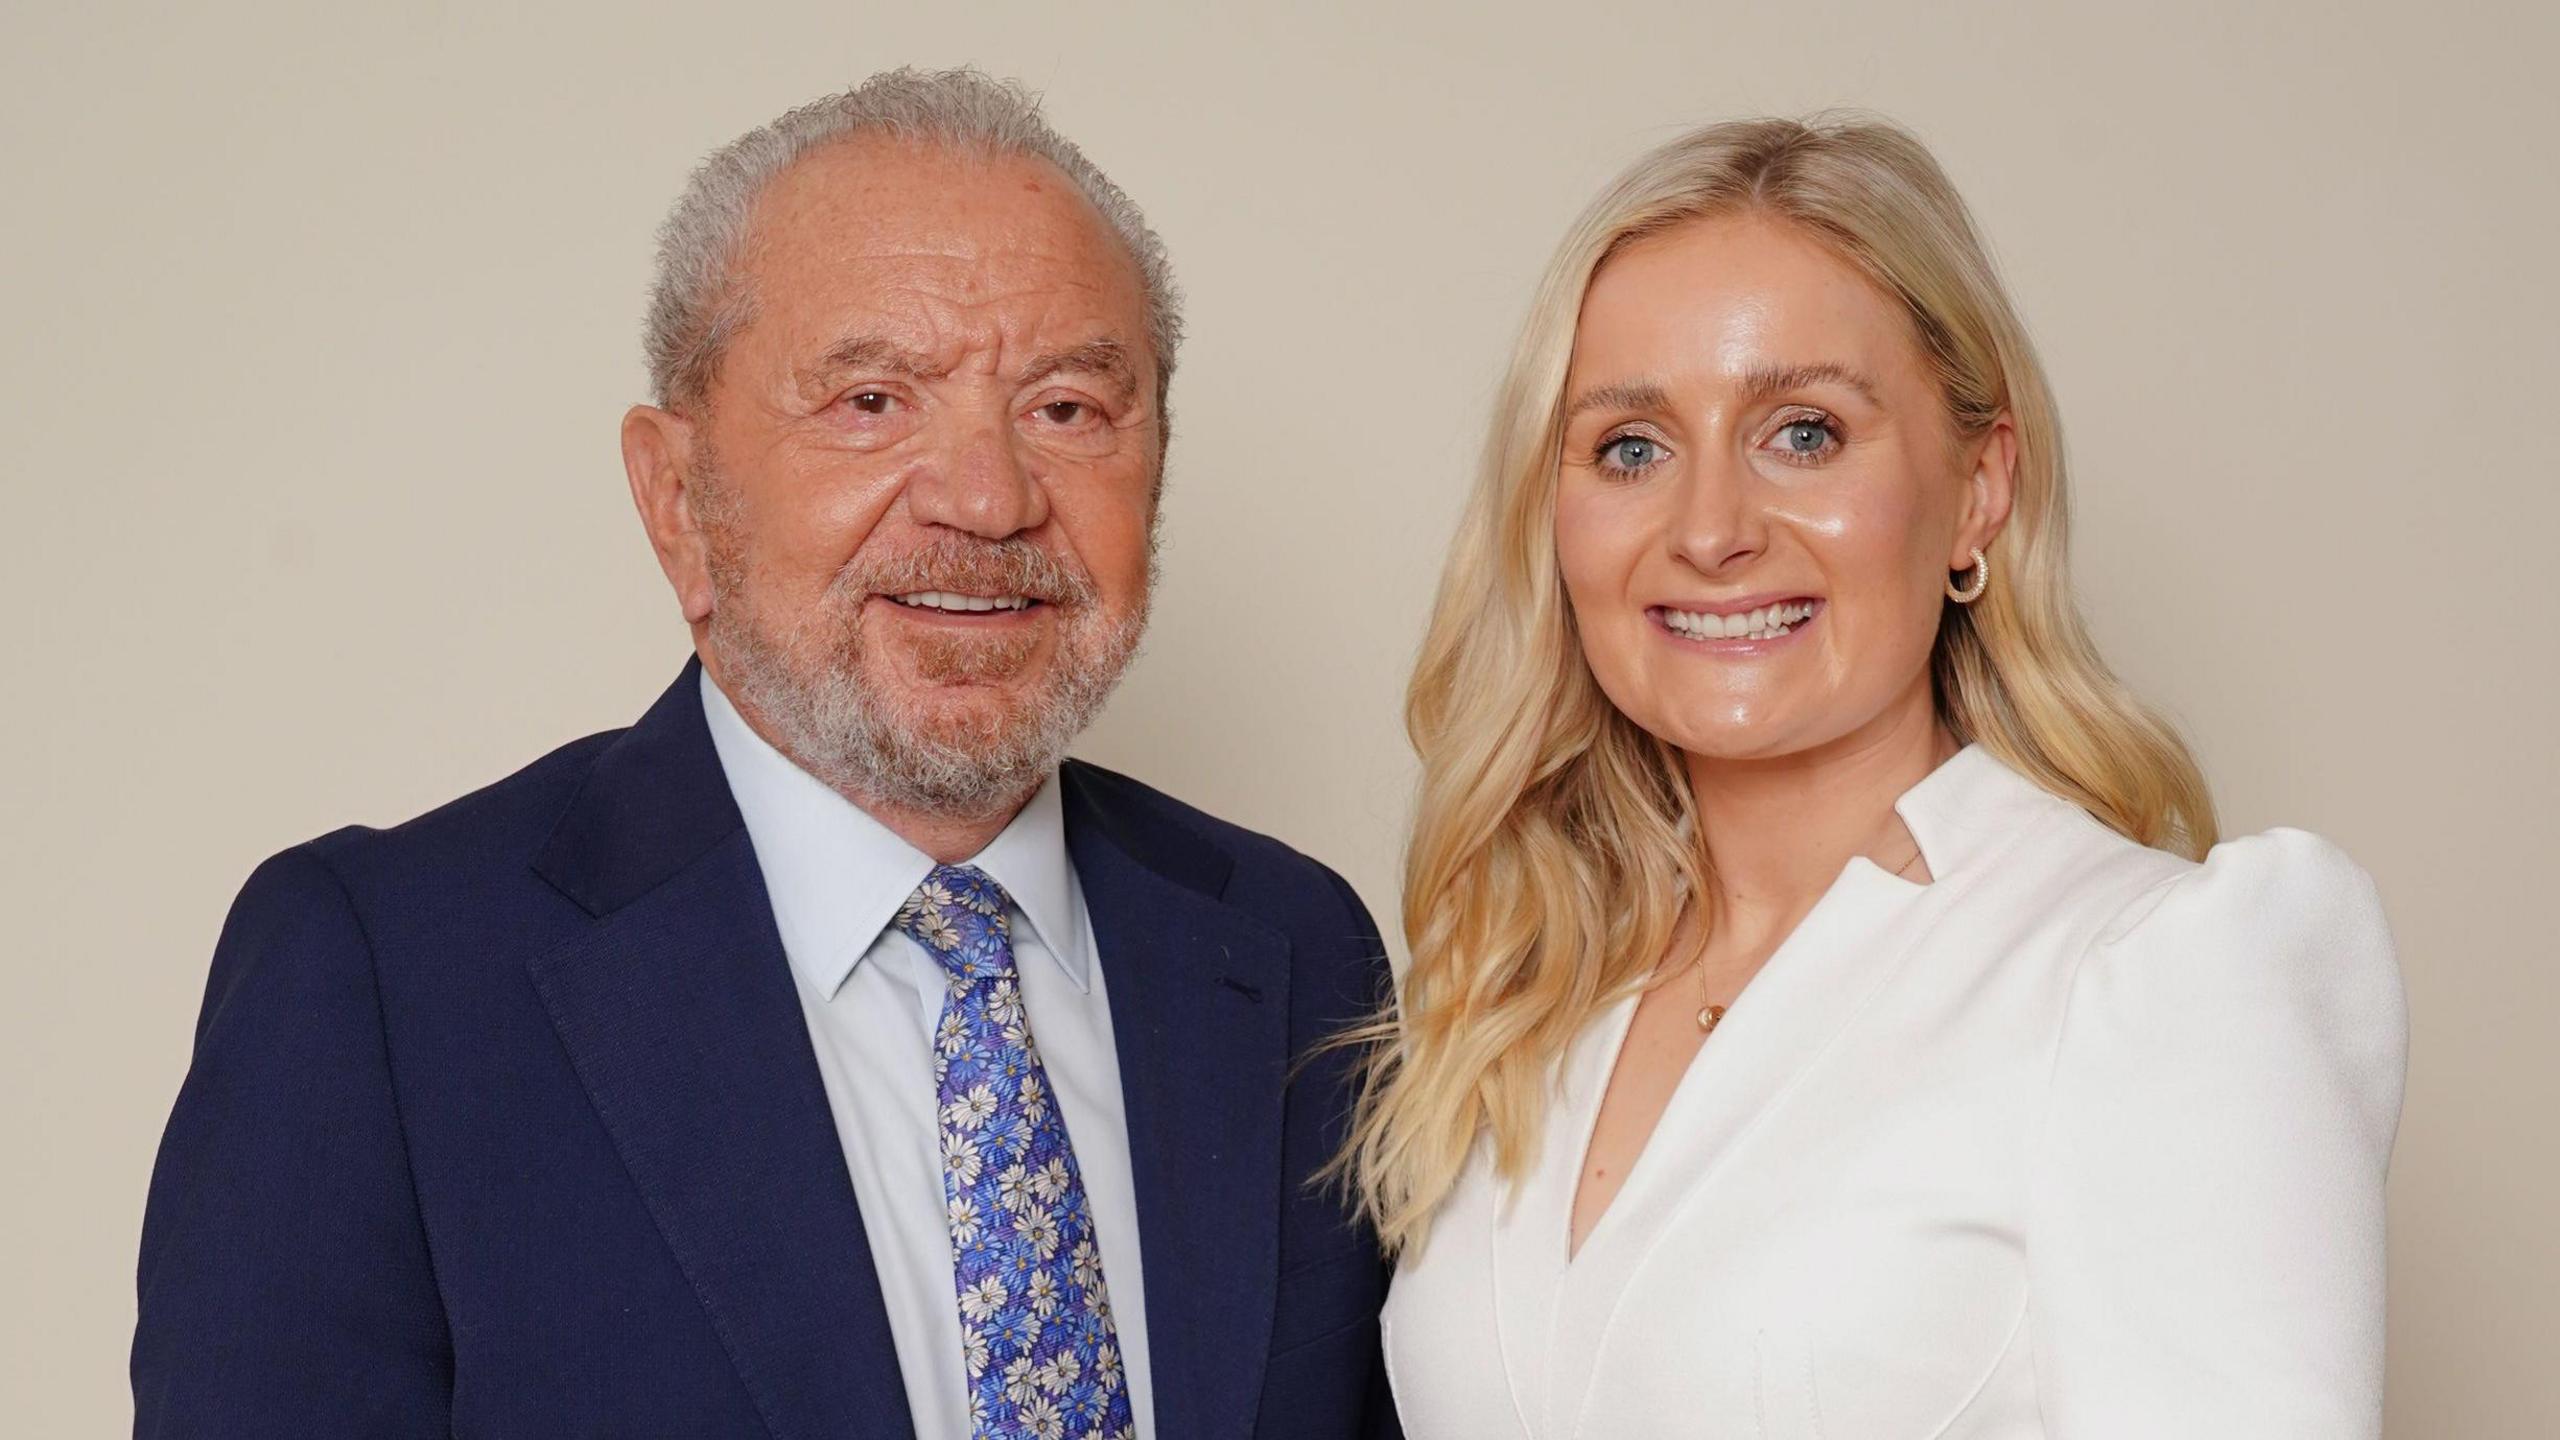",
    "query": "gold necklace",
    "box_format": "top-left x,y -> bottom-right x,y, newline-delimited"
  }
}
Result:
1695,839 -> 1925,1034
